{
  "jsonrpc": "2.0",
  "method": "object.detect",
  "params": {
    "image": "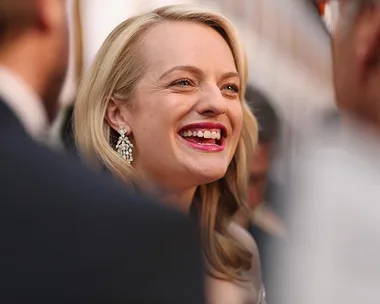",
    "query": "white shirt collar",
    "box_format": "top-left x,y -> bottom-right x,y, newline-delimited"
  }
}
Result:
0,66 -> 49,141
